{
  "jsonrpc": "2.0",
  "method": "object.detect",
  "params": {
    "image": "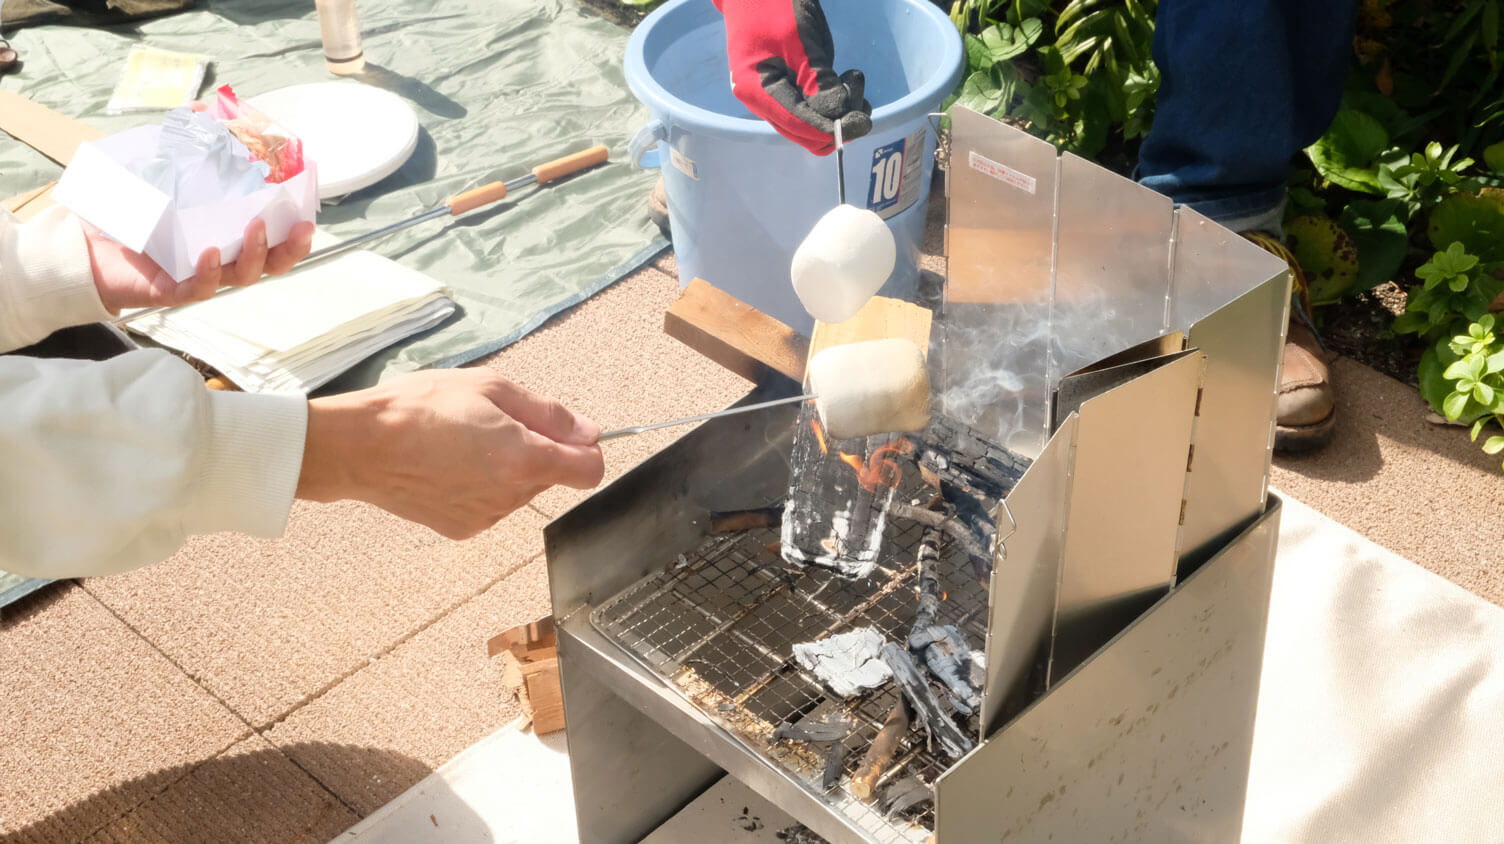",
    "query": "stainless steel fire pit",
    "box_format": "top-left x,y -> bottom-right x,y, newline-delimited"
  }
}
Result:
546,109 -> 1292,843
